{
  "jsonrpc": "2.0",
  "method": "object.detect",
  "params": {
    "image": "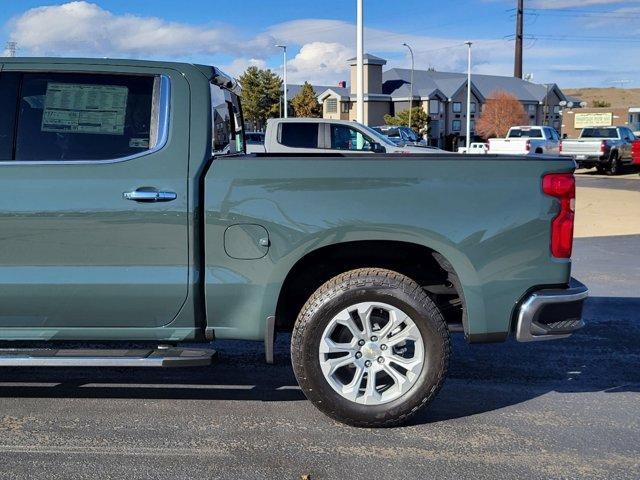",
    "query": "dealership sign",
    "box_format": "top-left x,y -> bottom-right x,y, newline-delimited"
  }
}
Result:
574,112 -> 613,129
